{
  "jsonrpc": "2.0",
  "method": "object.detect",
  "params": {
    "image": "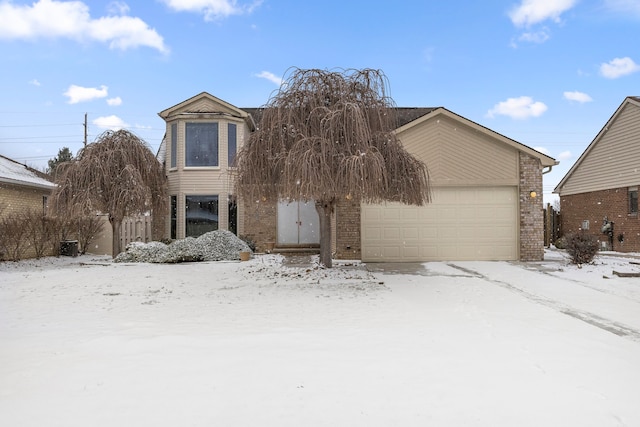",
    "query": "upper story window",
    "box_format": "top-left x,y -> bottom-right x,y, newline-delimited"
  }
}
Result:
629,187 -> 638,214
185,122 -> 218,167
228,123 -> 237,167
170,123 -> 177,169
